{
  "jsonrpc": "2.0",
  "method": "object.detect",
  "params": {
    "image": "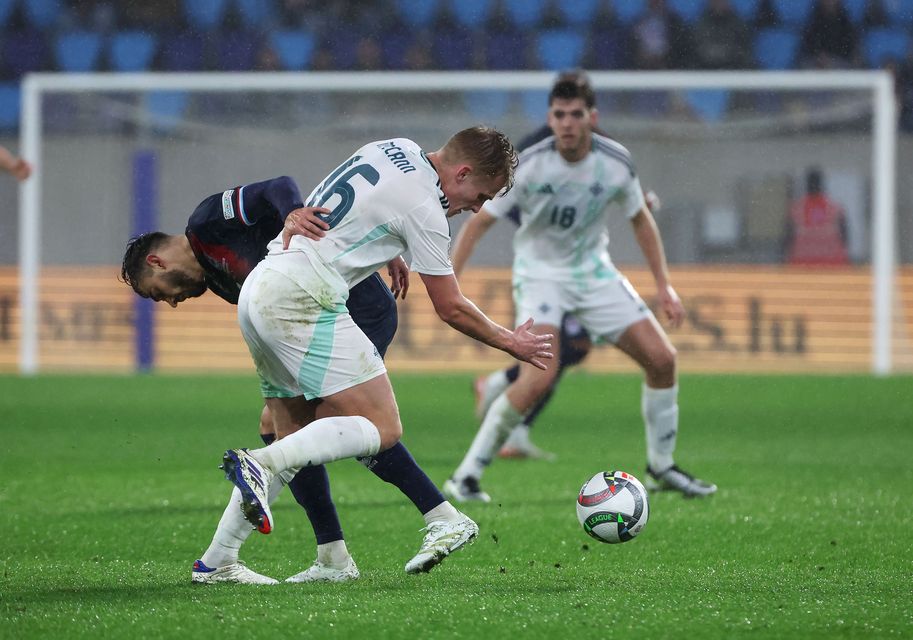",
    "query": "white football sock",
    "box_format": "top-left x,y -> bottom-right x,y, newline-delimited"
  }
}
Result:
200,472 -> 288,569
478,370 -> 511,416
642,383 -> 679,472
250,415 -> 382,474
316,540 -> 351,568
503,423 -> 531,449
454,393 -> 523,481
422,500 -> 460,525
